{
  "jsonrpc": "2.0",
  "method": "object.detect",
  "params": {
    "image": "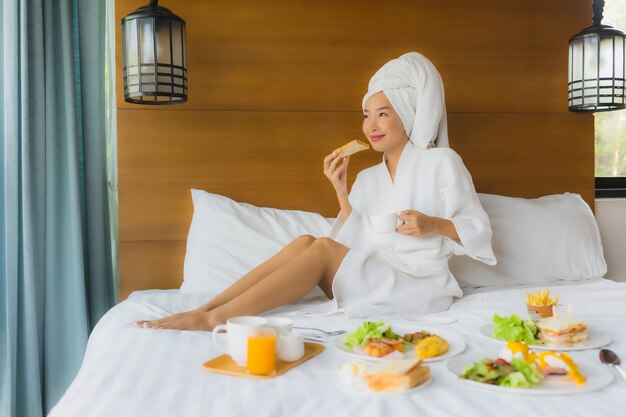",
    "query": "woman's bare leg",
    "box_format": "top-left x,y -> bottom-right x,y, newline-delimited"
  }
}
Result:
145,238 -> 349,331
135,235 -> 317,327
